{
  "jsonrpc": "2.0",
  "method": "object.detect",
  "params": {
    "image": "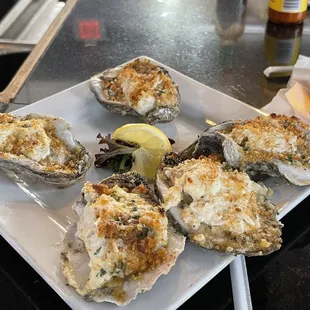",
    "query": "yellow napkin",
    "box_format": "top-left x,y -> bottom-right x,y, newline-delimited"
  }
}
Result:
285,82 -> 310,120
